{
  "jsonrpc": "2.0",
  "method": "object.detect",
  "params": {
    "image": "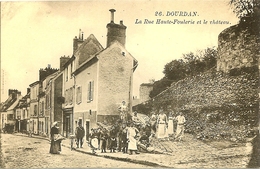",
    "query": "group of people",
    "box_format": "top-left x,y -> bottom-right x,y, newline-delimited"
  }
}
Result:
48,106 -> 187,155
88,120 -> 141,155
150,109 -> 186,141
